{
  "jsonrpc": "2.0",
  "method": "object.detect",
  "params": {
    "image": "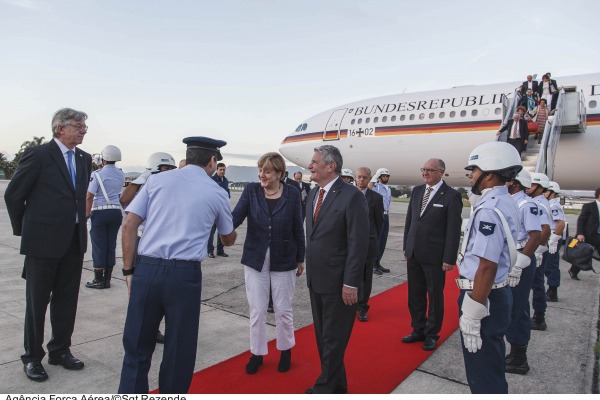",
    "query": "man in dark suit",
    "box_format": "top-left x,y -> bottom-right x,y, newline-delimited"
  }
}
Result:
4,108 -> 92,382
402,158 -> 462,351
521,75 -> 538,95
355,167 -> 384,322
304,145 -> 369,394
569,188 -> 600,279
497,113 -> 529,156
289,171 -> 311,220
